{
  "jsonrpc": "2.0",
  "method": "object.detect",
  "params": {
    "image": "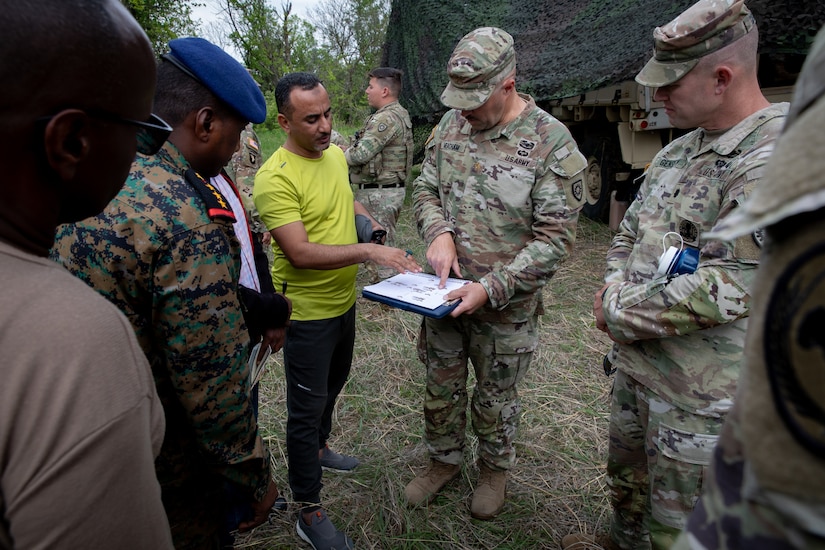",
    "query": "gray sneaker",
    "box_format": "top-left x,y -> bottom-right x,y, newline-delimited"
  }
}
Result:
296,509 -> 354,550
319,446 -> 359,473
